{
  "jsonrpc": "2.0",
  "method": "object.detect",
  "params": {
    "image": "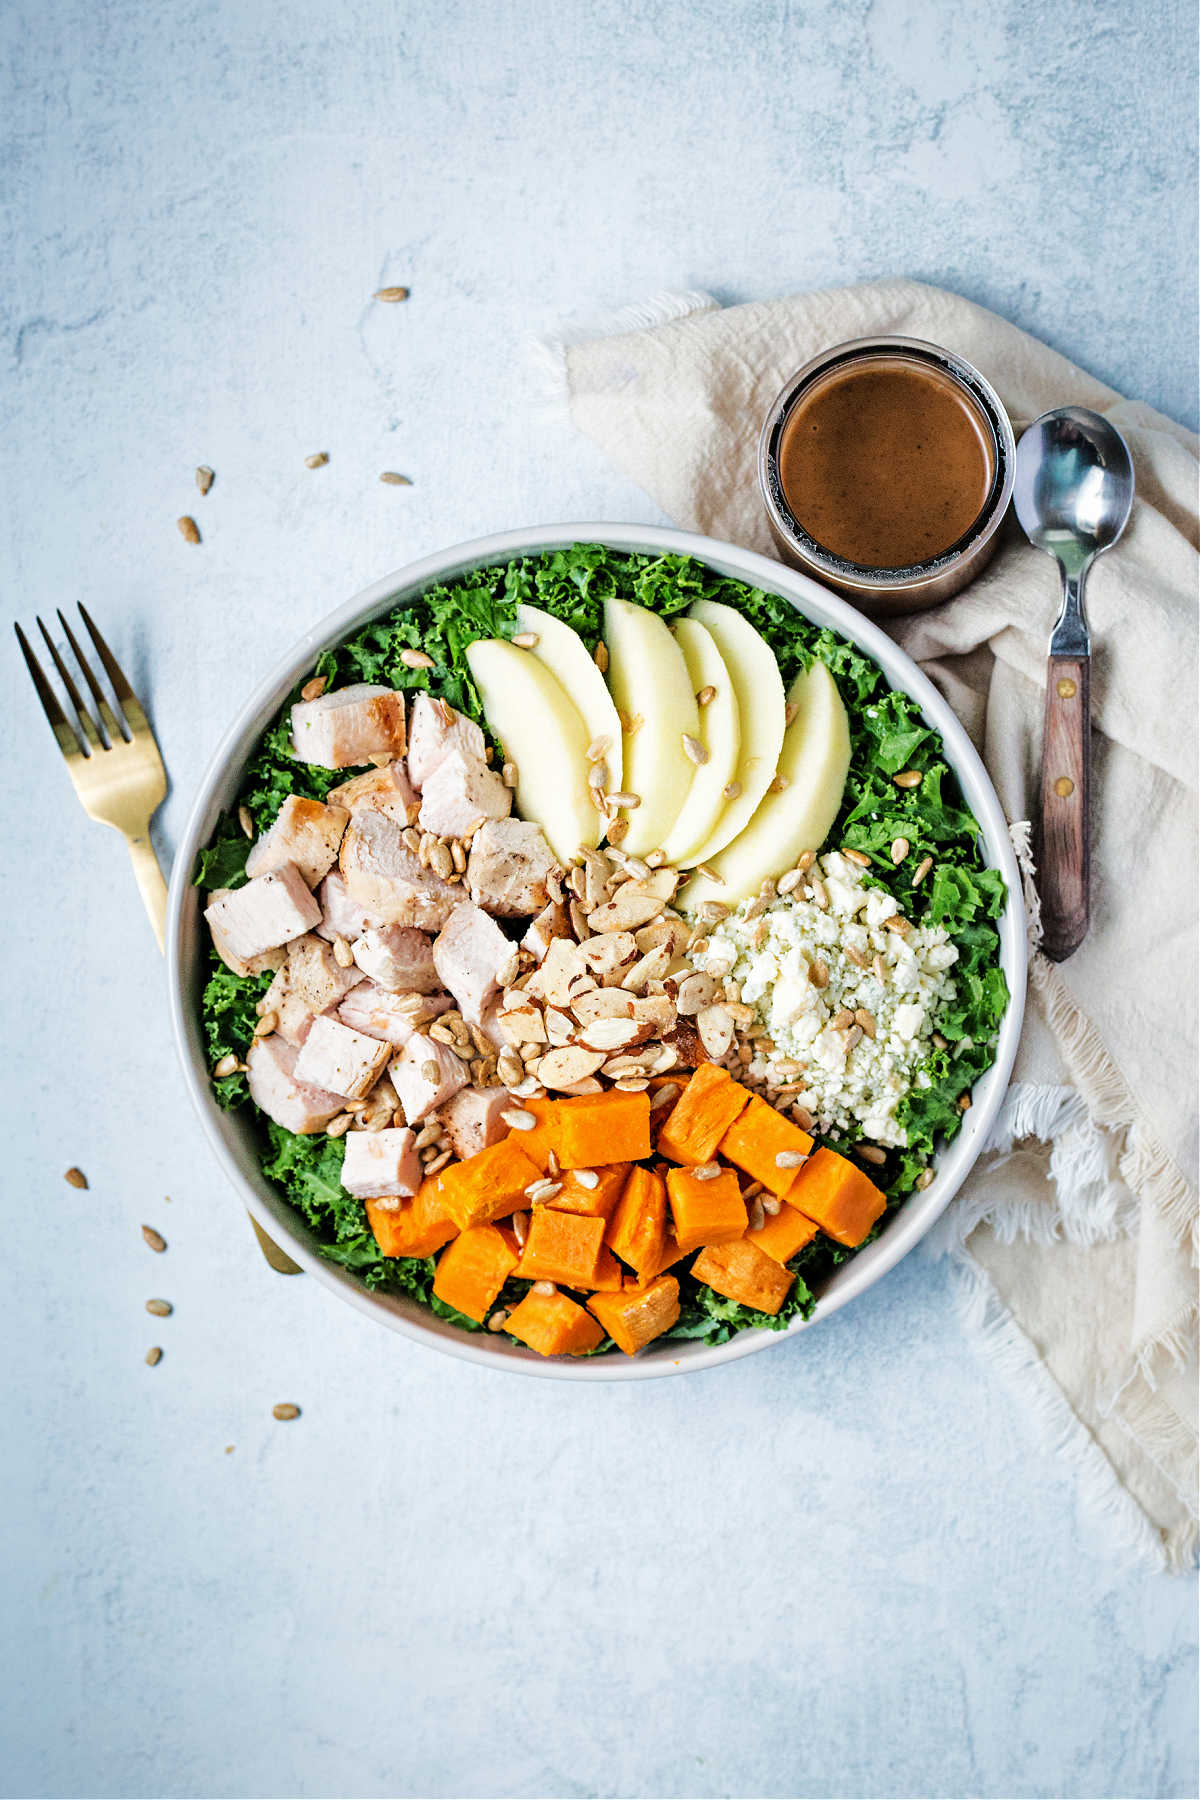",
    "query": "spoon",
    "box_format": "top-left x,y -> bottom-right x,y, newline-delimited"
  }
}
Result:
1013,406 -> 1134,962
